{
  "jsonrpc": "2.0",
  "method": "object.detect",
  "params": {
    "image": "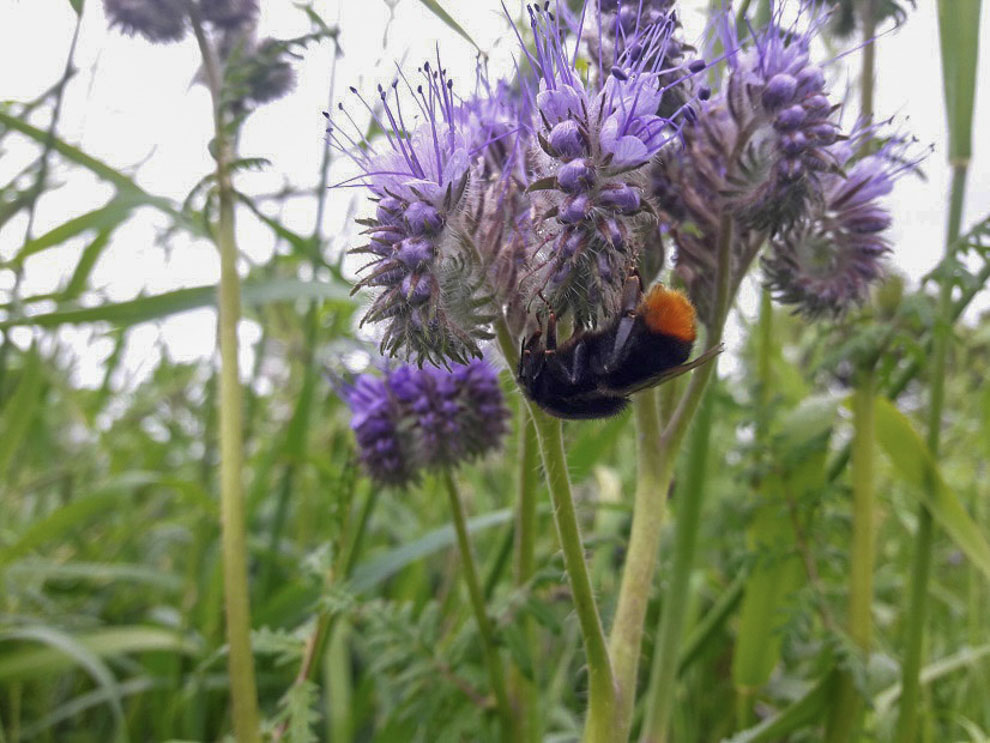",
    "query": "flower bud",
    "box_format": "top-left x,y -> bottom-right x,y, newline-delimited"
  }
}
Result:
557,158 -> 595,193
559,194 -> 592,224
396,237 -> 435,268
598,184 -> 641,214
762,73 -> 797,110
404,202 -> 442,235
548,120 -> 586,161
